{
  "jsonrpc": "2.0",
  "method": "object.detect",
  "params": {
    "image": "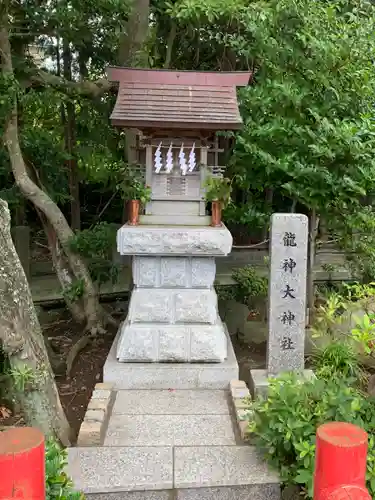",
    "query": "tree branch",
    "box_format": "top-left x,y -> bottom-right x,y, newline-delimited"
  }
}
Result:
28,68 -> 116,97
